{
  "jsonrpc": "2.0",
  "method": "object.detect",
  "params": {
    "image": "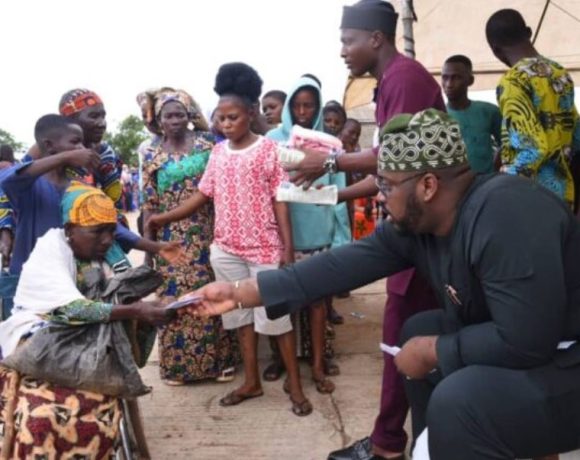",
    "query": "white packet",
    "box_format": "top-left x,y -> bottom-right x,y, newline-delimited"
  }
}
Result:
380,343 -> 401,356
165,294 -> 204,310
277,145 -> 305,164
276,182 -> 338,205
